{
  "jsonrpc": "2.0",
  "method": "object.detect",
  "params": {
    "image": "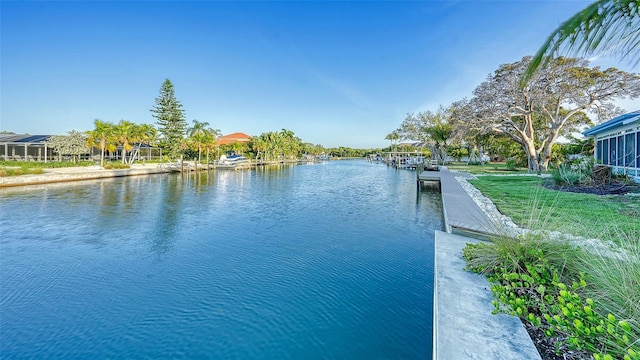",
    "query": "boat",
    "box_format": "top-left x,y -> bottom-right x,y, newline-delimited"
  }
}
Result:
216,154 -> 250,169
